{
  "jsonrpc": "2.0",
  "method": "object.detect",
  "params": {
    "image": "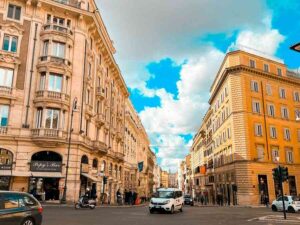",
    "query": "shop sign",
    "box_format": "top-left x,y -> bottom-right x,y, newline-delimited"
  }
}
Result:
0,164 -> 12,170
81,163 -> 89,173
30,161 -> 62,172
